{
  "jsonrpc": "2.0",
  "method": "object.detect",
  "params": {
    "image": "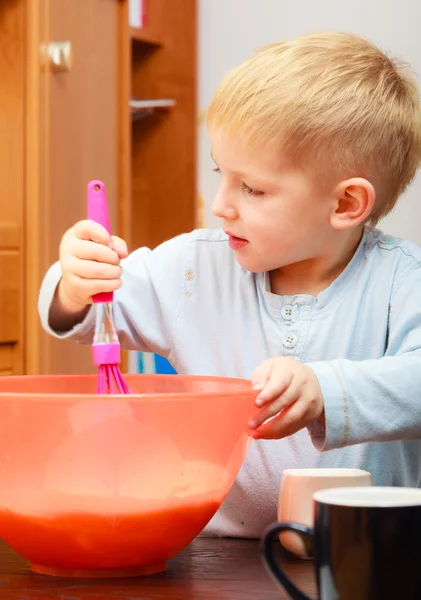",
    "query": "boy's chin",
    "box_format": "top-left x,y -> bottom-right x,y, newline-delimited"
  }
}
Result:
233,256 -> 270,274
